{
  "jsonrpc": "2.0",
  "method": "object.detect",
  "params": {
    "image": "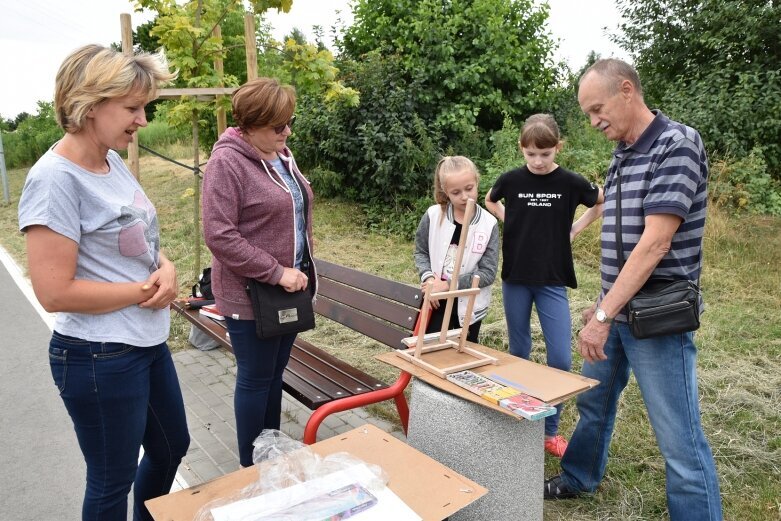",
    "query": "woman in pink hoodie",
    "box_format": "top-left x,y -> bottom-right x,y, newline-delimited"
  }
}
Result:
202,78 -> 315,466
